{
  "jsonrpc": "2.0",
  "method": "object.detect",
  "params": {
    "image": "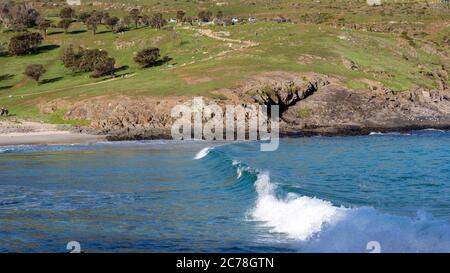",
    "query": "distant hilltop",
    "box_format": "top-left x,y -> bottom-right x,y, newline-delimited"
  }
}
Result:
67,0 -> 81,6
